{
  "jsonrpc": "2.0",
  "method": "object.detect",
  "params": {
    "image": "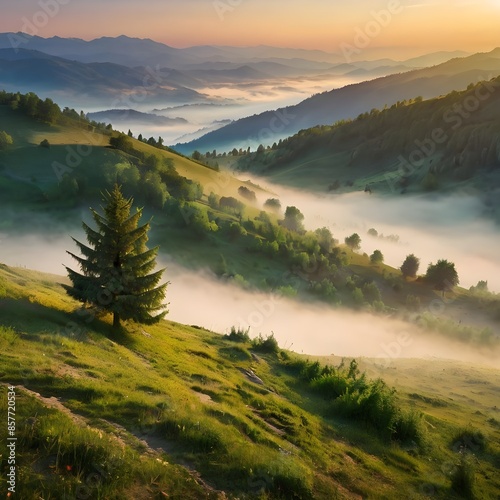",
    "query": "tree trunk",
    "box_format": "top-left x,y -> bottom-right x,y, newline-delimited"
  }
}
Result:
113,312 -> 120,329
